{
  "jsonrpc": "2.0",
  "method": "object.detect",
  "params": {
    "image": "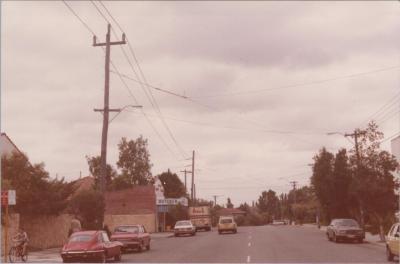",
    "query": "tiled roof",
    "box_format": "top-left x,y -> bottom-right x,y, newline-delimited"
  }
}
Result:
105,186 -> 156,215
